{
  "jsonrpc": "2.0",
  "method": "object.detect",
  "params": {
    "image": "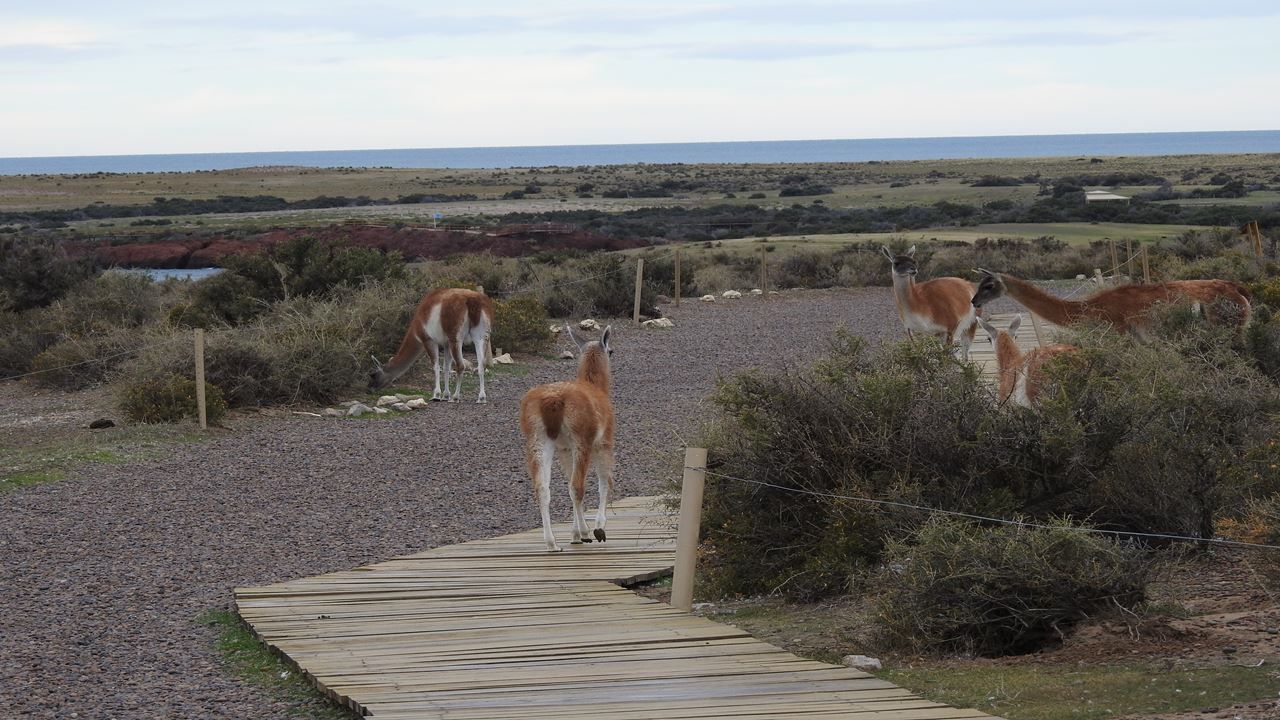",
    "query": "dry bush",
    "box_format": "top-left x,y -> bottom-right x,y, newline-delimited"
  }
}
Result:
873,517 -> 1152,656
